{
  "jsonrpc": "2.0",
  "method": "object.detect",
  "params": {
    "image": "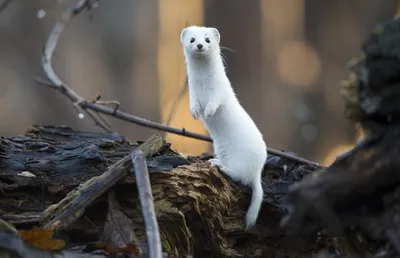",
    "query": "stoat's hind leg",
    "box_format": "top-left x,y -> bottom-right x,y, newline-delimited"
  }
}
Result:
209,158 -> 231,174
209,158 -> 240,188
